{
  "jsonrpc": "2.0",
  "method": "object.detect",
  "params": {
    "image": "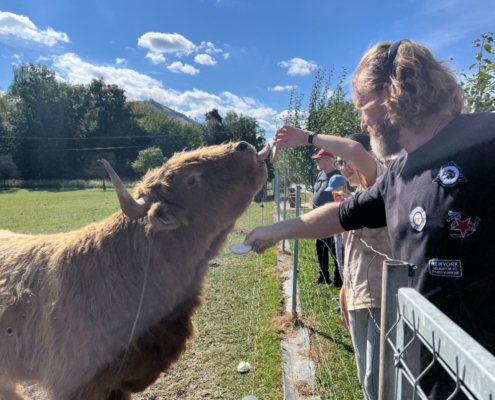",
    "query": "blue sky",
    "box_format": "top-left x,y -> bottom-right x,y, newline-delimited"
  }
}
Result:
0,0 -> 493,138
